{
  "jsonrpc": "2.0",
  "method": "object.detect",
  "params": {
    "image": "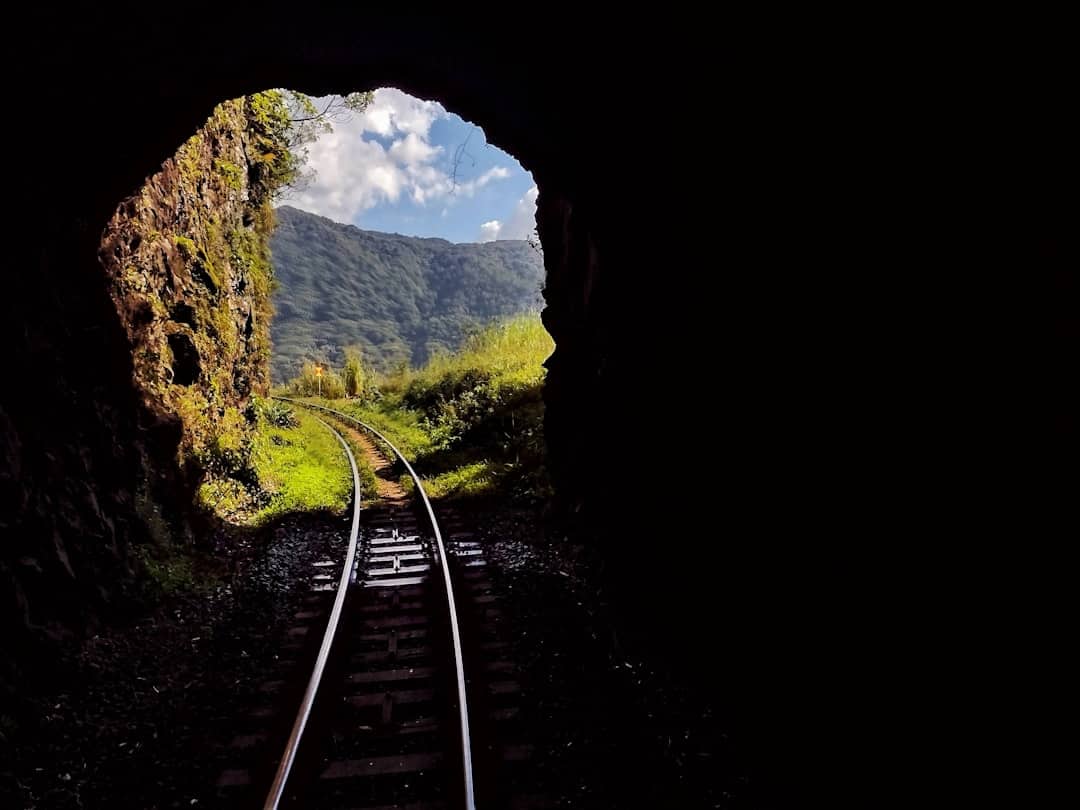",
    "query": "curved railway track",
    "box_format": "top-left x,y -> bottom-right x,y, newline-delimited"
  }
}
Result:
264,406 -> 473,810
213,400 -> 540,809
